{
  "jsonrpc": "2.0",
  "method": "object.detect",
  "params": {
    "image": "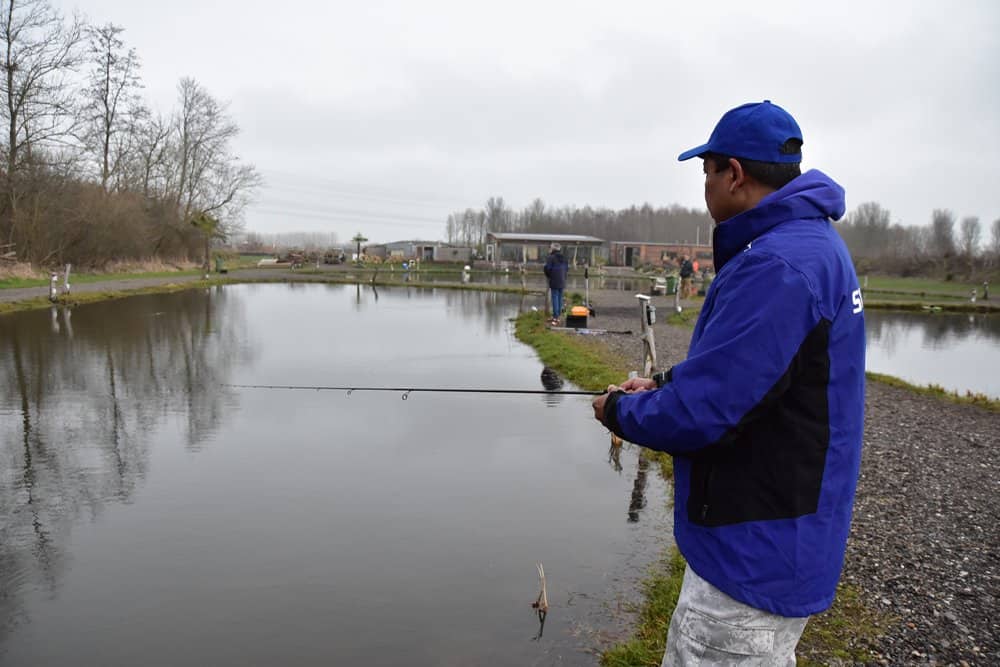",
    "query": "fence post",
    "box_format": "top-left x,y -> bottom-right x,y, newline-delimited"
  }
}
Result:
636,294 -> 657,376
